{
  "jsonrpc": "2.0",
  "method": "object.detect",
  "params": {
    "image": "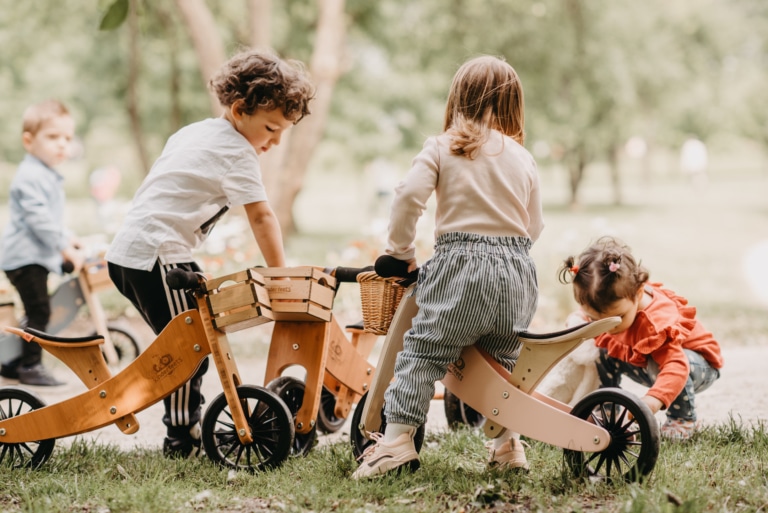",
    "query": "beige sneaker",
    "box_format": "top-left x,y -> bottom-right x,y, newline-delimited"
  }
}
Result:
488,438 -> 530,471
351,432 -> 419,480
